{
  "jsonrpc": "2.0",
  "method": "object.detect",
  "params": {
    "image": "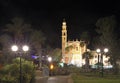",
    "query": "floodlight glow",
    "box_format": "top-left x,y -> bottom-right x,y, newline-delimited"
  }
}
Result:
48,57 -> 52,62
96,48 -> 101,53
11,45 -> 18,51
22,45 -> 29,51
104,48 -> 108,53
